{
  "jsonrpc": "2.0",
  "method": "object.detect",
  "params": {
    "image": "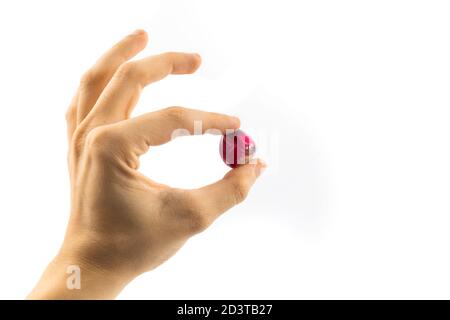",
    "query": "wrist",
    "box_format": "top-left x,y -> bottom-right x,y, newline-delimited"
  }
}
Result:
28,241 -> 134,299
